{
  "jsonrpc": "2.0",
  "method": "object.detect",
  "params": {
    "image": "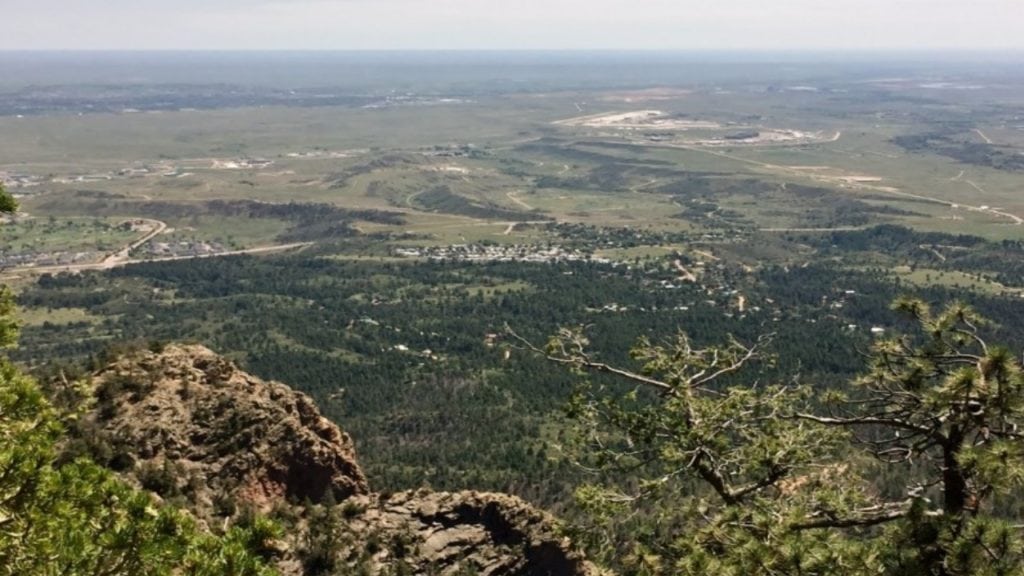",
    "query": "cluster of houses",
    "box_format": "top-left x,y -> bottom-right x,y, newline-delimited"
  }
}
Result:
362,95 -> 472,110
0,171 -> 44,189
209,158 -> 273,170
393,244 -> 611,264
0,250 -> 100,268
141,240 -> 228,258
